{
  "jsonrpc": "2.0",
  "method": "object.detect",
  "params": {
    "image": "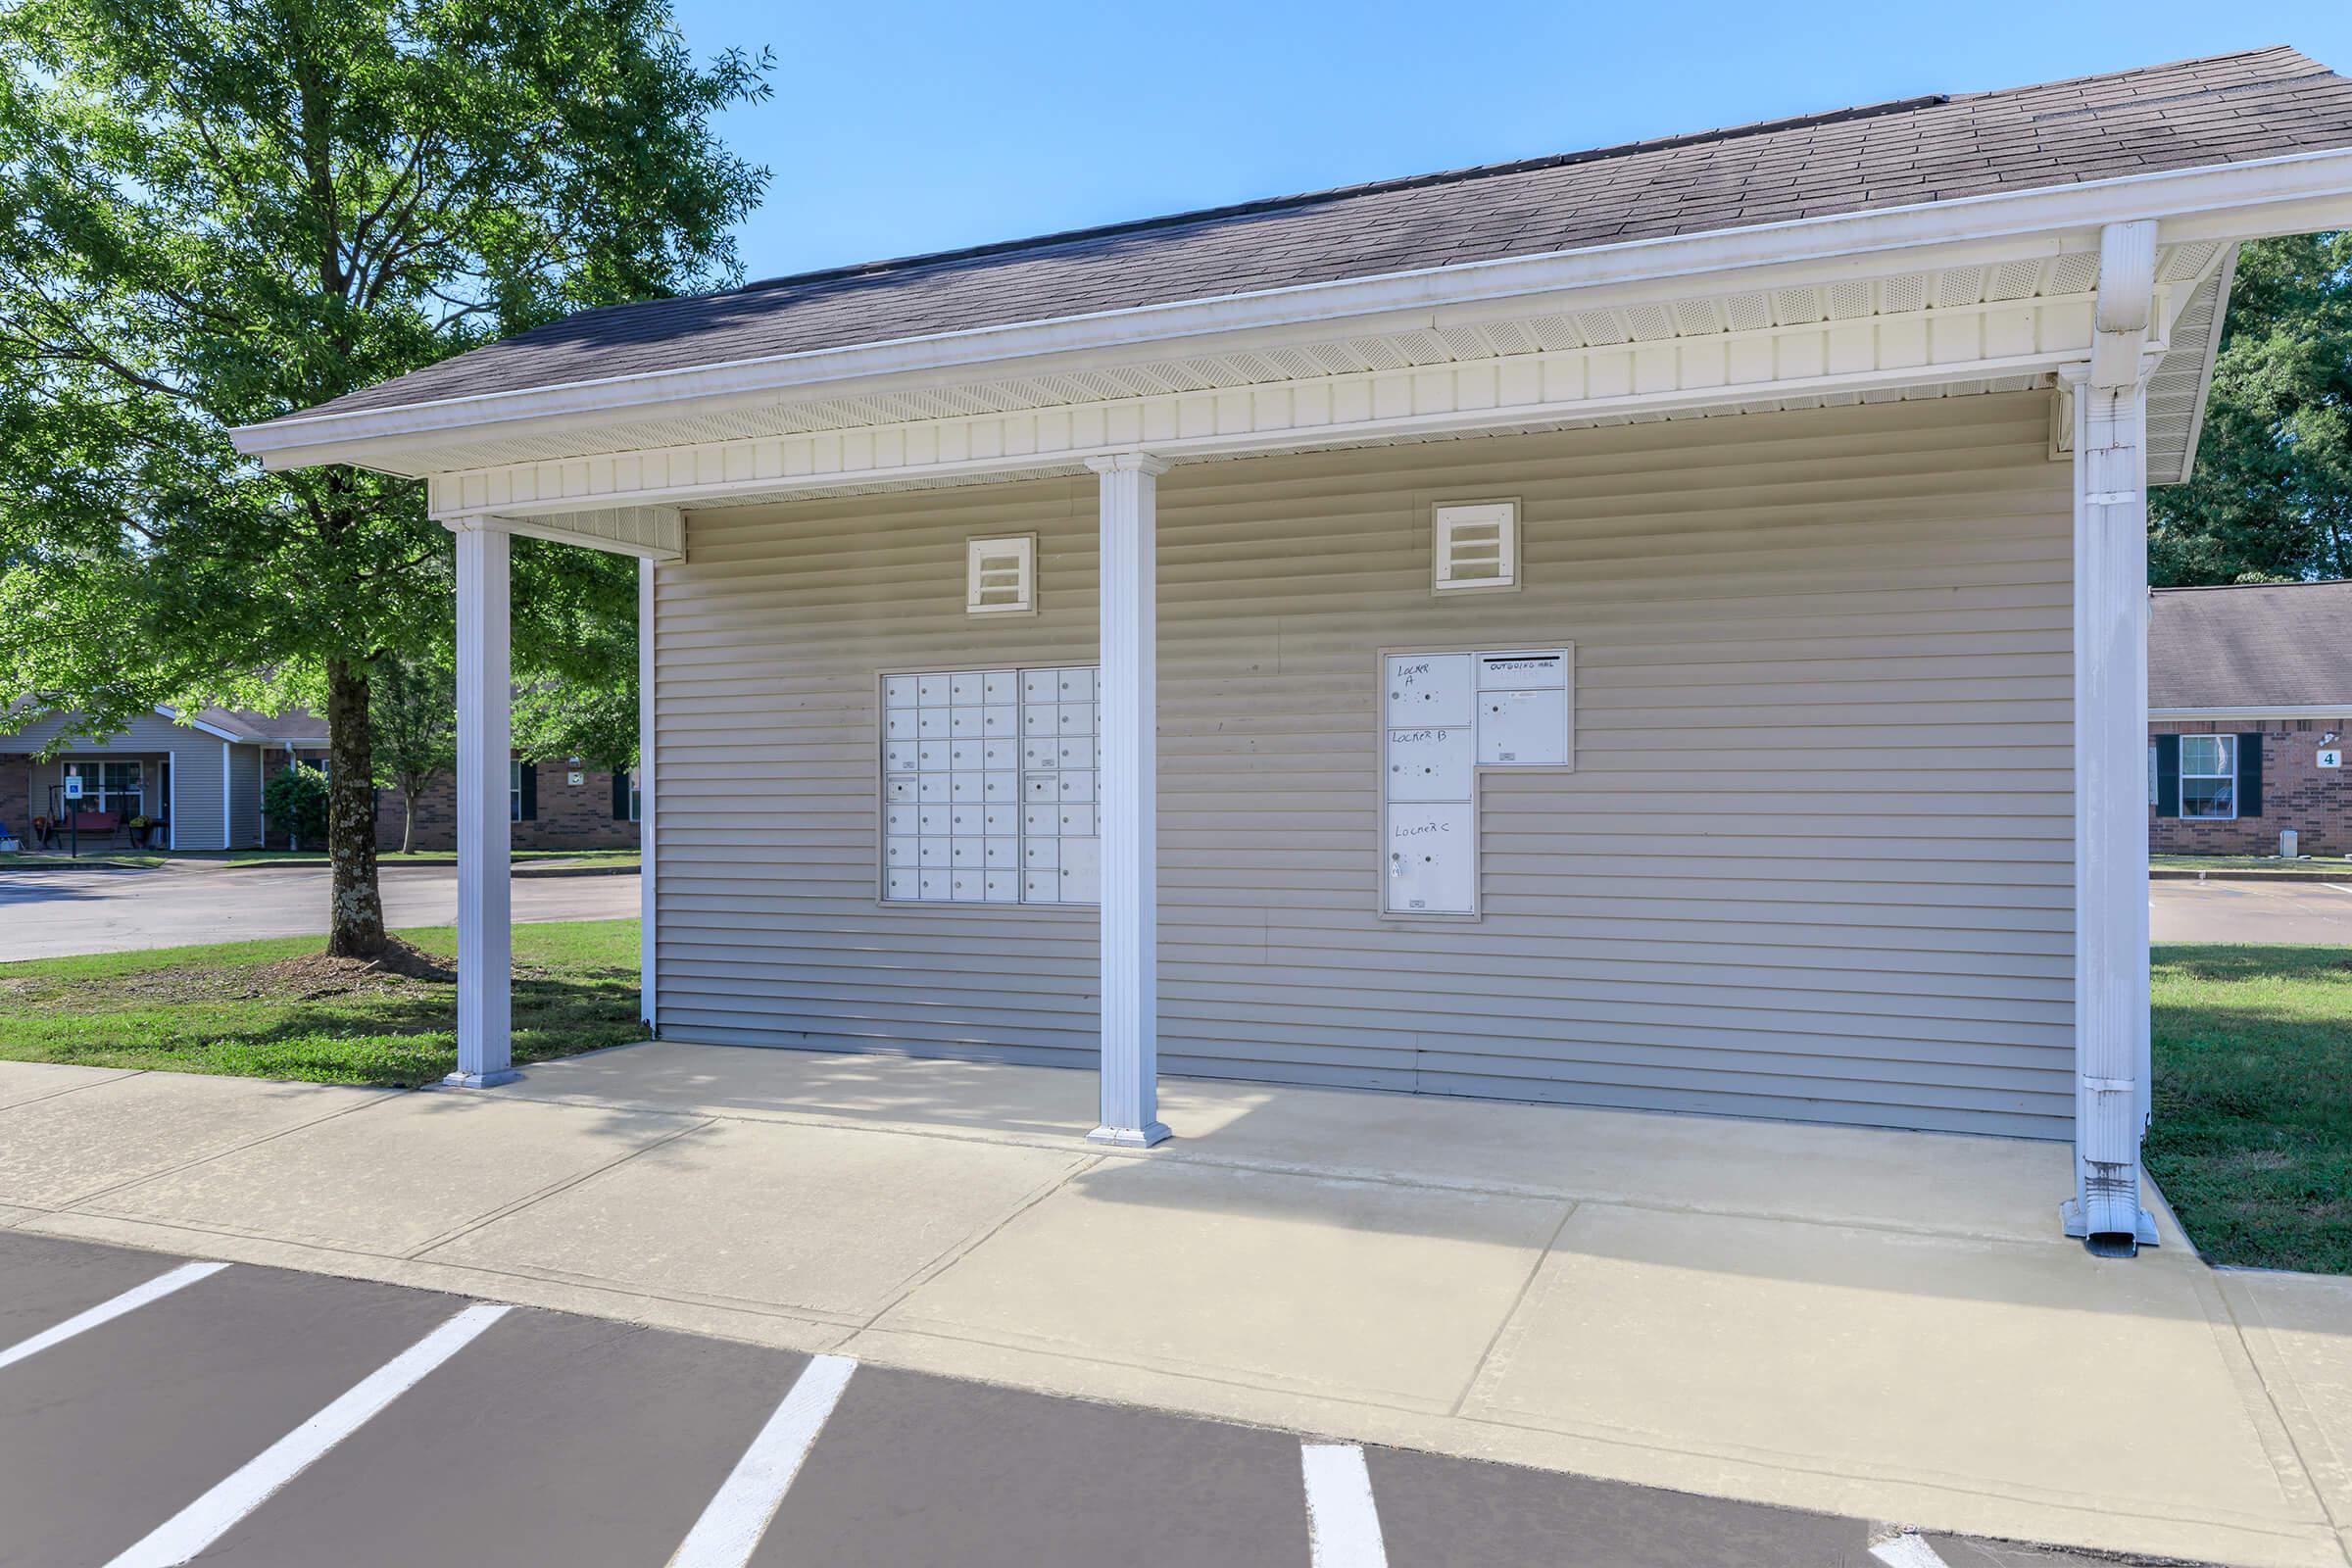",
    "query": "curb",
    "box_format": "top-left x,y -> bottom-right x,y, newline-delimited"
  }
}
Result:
1,858 -> 637,878
2150,868 -> 2352,883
